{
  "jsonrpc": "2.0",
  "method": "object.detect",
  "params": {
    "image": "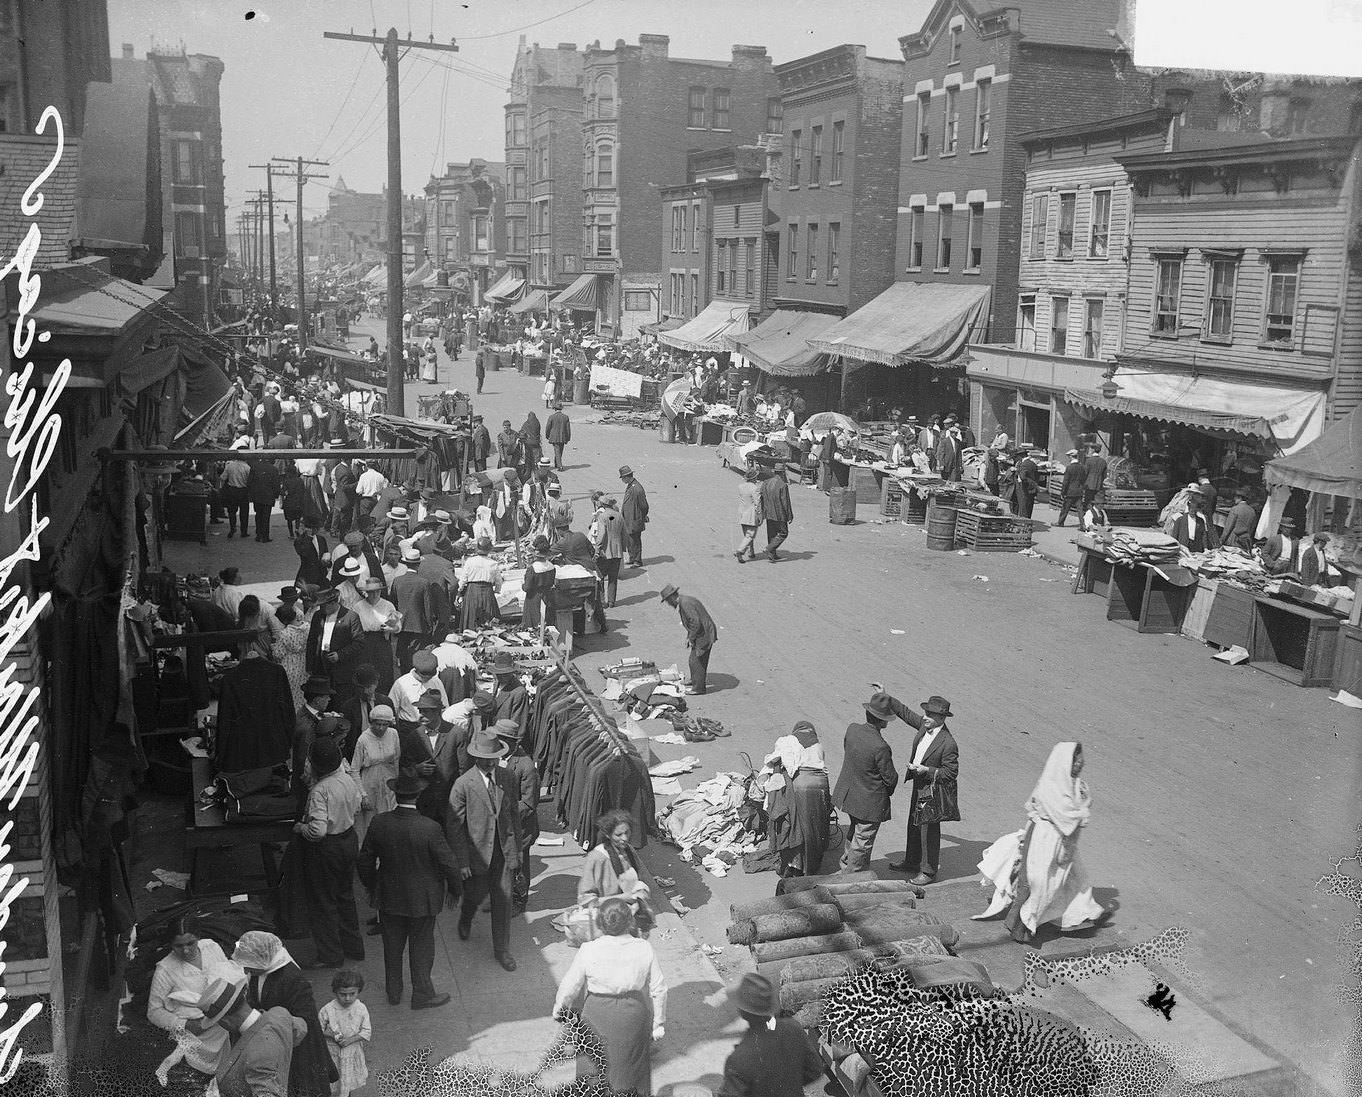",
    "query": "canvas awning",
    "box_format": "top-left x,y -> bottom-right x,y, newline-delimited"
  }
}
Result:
806,282 -> 991,367
658,300 -> 751,353
729,310 -> 839,376
72,83 -> 159,259
1064,369 -> 1327,455
404,260 -> 434,288
362,265 -> 388,286
551,273 -> 600,312
1265,405 -> 1362,499
485,271 -> 525,303
640,317 -> 684,336
509,289 -> 551,315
